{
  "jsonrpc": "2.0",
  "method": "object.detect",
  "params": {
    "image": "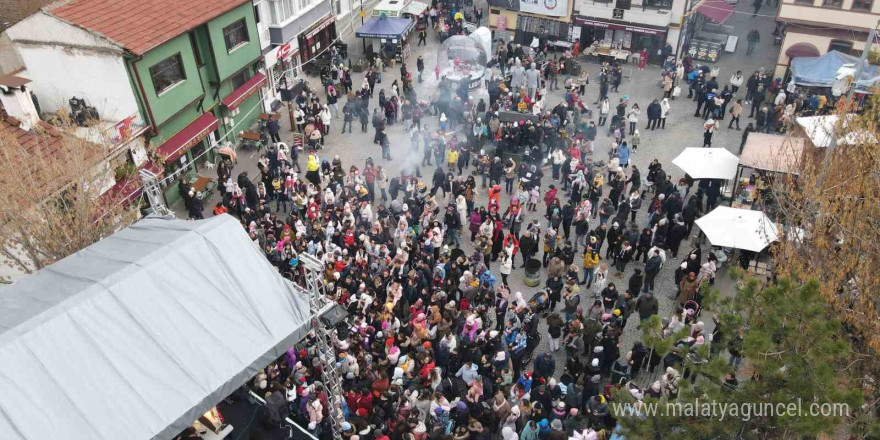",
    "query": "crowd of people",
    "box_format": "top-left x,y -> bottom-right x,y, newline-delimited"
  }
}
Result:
172,19 -> 776,440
